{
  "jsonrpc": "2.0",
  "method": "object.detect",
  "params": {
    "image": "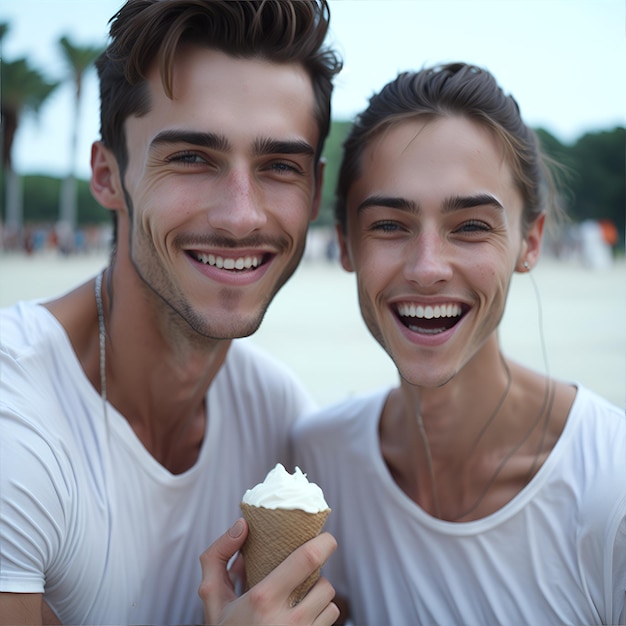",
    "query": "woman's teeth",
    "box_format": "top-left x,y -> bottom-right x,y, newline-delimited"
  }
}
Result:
396,302 -> 463,335
396,302 -> 462,319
